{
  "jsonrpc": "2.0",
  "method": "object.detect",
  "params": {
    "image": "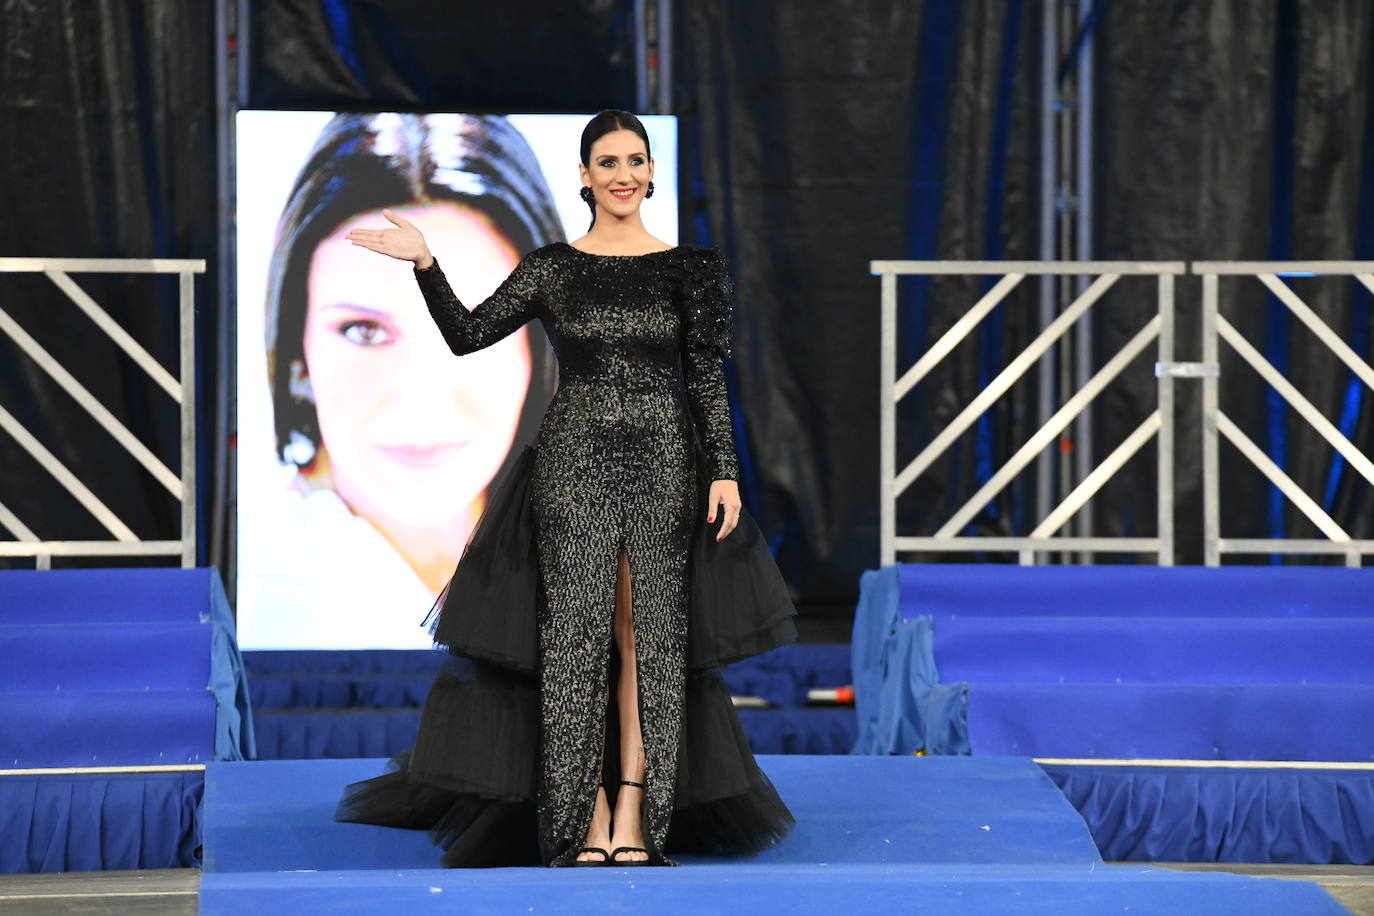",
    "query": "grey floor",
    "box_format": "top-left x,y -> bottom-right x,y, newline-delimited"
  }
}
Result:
0,870 -> 196,916
0,864 -> 1370,915
1148,863 -> 1374,915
